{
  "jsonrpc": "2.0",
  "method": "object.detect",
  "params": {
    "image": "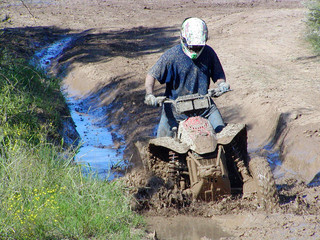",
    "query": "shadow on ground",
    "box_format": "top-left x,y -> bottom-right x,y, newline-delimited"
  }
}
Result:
1,25 -> 178,66
59,26 -> 178,64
